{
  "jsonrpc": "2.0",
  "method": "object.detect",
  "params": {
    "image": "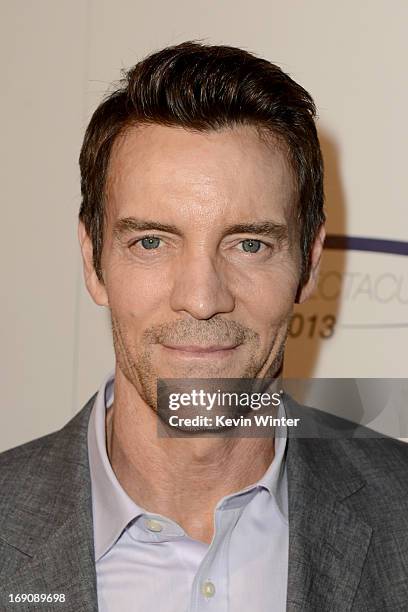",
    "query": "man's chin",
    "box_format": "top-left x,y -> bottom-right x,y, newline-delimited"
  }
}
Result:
151,362 -> 252,381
